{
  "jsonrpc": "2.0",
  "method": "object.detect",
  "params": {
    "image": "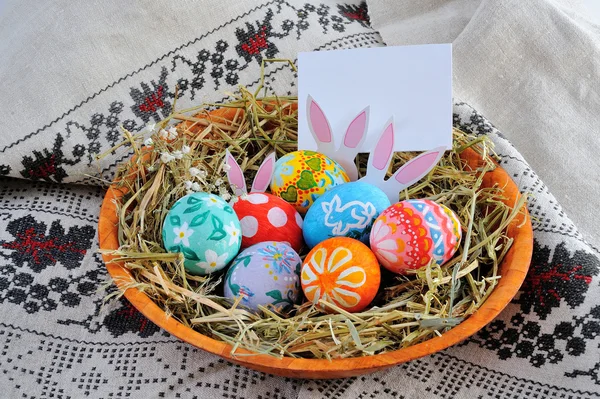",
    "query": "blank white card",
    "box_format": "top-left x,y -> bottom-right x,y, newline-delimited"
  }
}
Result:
298,44 -> 453,152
